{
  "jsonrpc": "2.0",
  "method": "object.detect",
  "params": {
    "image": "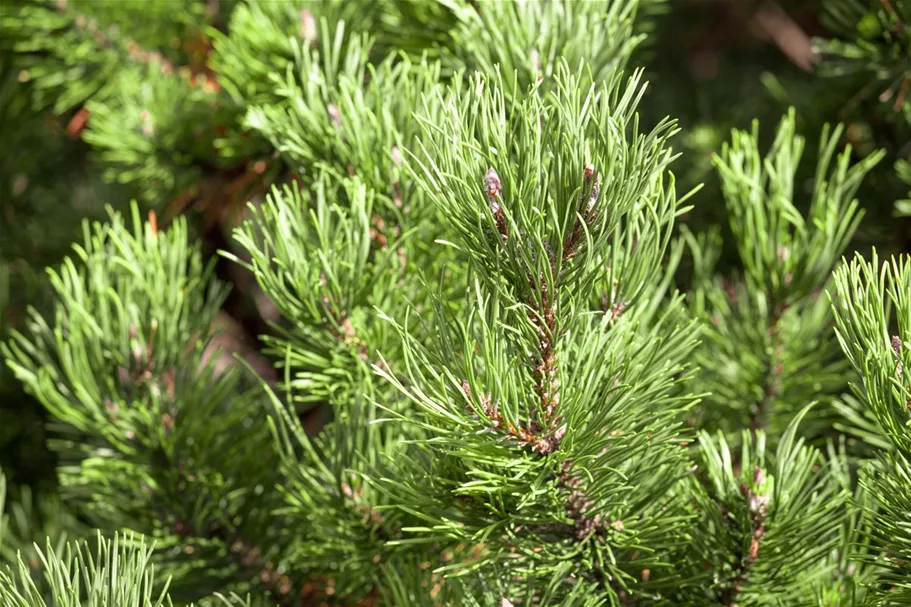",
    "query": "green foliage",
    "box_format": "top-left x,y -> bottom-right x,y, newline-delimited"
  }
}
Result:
715,109 -> 880,303
0,483 -> 80,571
228,176 -> 402,408
0,478 -> 269,607
4,204 -> 227,439
816,0 -> 911,89
0,531 -> 173,607
832,253 -> 911,455
409,63 -> 682,317
435,0 -> 644,100
7,0 -> 911,605
814,0 -> 911,223
242,23 -> 444,212
685,109 -> 885,448
227,175 -> 416,601
675,408 -> 854,605
1,206 -> 287,602
0,0 -> 212,114
363,60 -> 698,604
0,51 -> 117,496
831,252 -> 911,605
81,64 -> 225,204
209,0 -> 381,108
